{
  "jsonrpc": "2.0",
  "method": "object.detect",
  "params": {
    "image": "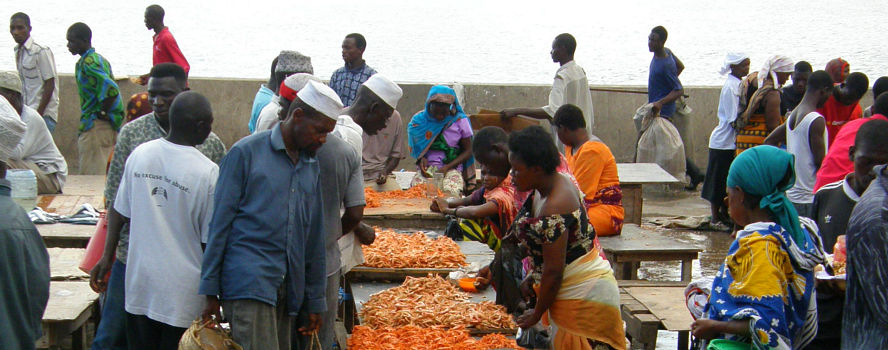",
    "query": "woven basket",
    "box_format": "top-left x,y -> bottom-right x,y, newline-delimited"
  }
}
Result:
179,319 -> 243,350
